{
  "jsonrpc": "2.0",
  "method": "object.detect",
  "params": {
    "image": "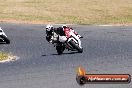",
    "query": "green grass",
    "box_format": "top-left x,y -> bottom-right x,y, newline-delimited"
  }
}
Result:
0,0 -> 132,24
0,52 -> 17,62
0,52 -> 9,61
